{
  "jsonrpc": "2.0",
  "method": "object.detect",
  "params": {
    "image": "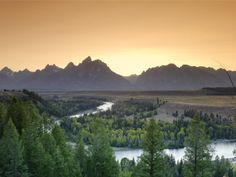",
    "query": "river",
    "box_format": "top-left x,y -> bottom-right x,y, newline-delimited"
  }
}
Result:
70,102 -> 114,118
114,140 -> 236,162
68,102 -> 236,162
